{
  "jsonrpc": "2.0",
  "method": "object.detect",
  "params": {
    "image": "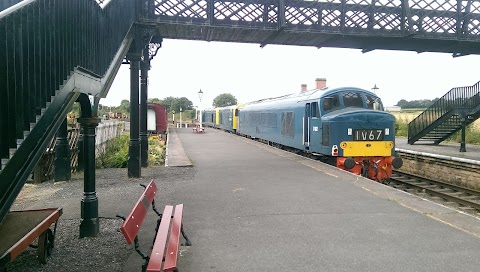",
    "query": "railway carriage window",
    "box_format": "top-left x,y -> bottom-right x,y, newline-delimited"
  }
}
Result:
343,92 -> 363,108
311,102 -> 319,118
322,95 -> 340,112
